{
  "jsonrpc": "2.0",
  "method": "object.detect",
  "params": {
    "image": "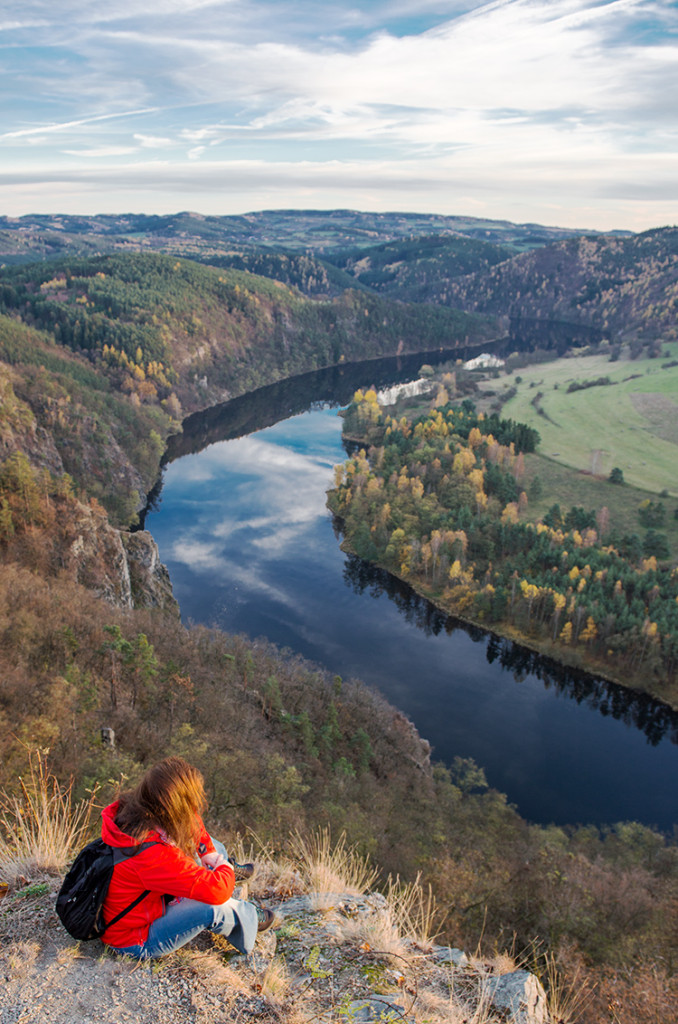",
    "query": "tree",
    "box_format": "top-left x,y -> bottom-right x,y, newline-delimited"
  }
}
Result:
101,624 -> 131,710
528,475 -> 543,501
0,497 -> 14,542
609,467 -> 624,484
596,506 -> 610,537
643,531 -> 670,560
